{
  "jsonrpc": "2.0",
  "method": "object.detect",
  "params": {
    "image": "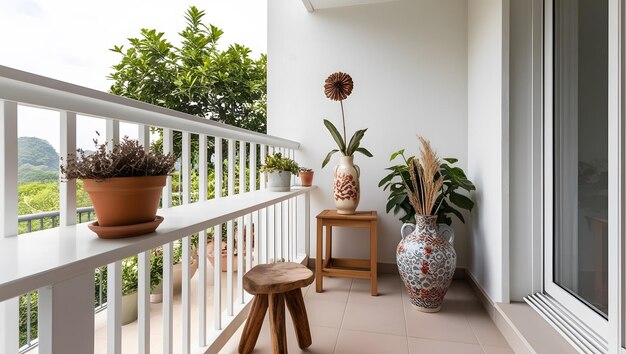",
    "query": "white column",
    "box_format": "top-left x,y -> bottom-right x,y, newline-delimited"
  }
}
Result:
0,100 -> 18,354
38,271 -> 94,354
